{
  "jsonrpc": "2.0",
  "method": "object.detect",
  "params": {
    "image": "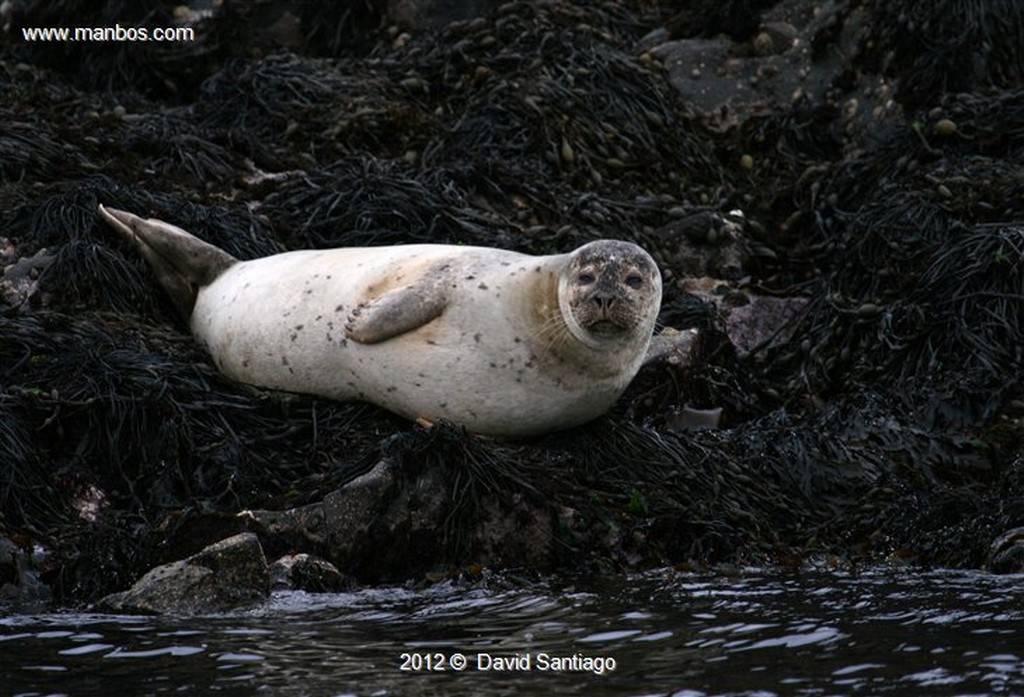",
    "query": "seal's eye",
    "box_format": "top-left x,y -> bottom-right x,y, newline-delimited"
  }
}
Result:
625,274 -> 643,289
578,273 -> 595,285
